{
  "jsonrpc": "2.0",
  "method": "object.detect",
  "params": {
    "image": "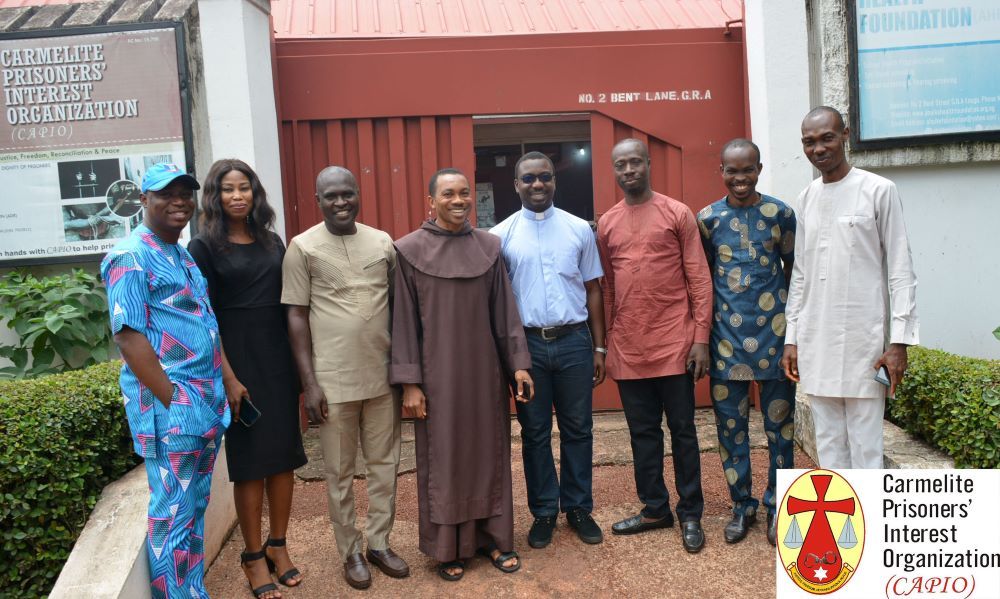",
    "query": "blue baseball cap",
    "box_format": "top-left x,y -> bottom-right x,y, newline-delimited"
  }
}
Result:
141,163 -> 200,193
